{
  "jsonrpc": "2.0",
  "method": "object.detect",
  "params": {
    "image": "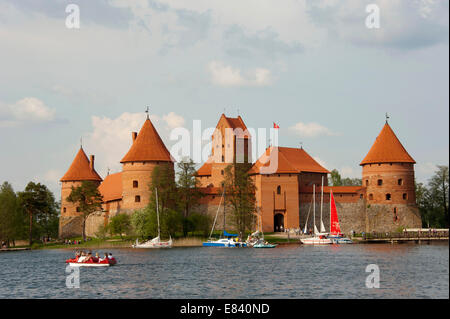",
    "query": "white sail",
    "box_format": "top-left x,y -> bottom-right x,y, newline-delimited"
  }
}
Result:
314,224 -> 320,235
320,176 -> 326,233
